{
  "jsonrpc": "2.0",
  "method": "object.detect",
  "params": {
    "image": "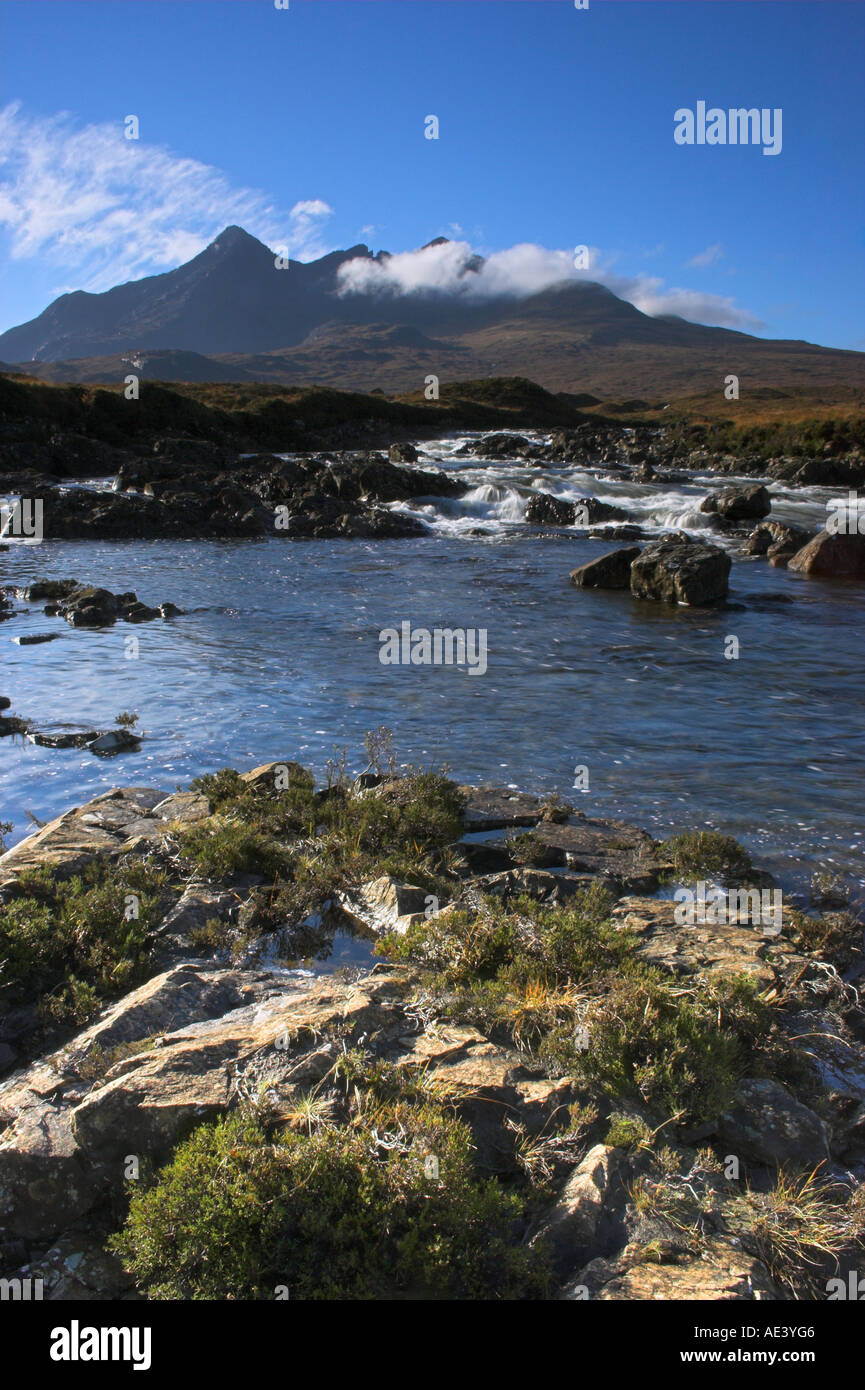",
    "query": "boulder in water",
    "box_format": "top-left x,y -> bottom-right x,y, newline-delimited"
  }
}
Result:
630,533 -> 731,605
787,528 -> 865,579
701,484 -> 771,522
570,547 -> 642,590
